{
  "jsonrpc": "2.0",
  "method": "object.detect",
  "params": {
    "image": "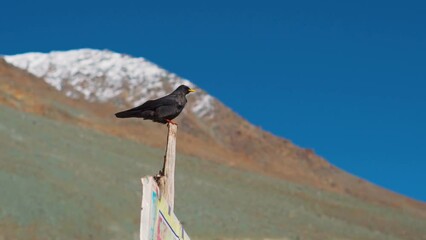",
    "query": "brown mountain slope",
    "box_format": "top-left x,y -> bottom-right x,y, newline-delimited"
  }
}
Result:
1,58 -> 425,220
